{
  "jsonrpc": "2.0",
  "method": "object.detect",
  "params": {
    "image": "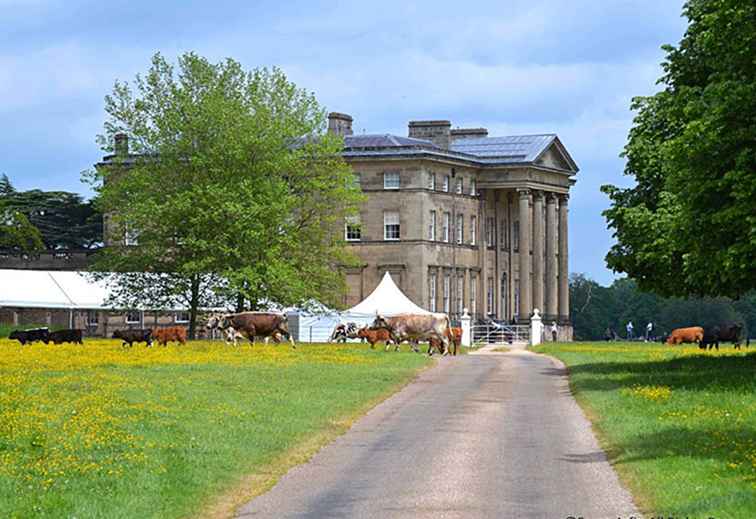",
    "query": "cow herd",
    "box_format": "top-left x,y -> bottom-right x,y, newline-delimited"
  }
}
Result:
663,321 -> 749,350
331,313 -> 461,356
